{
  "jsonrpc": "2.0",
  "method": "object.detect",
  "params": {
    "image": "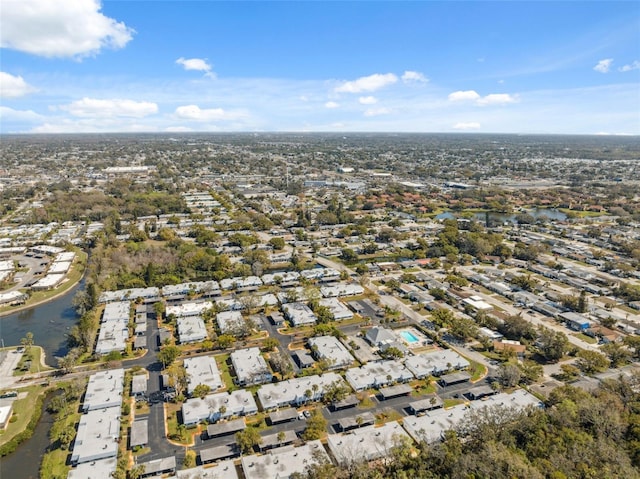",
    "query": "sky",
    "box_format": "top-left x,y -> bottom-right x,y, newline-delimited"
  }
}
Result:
0,0 -> 639,135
